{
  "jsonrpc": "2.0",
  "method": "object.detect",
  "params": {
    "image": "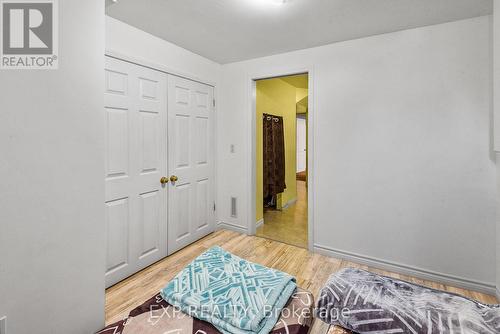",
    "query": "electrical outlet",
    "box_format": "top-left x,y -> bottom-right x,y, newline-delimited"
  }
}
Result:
230,144 -> 235,153
0,316 -> 6,334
